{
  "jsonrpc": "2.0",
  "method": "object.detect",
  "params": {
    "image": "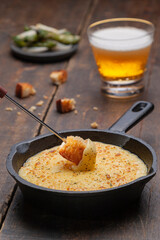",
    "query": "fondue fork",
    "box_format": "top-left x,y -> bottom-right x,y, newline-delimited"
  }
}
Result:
0,86 -> 65,143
